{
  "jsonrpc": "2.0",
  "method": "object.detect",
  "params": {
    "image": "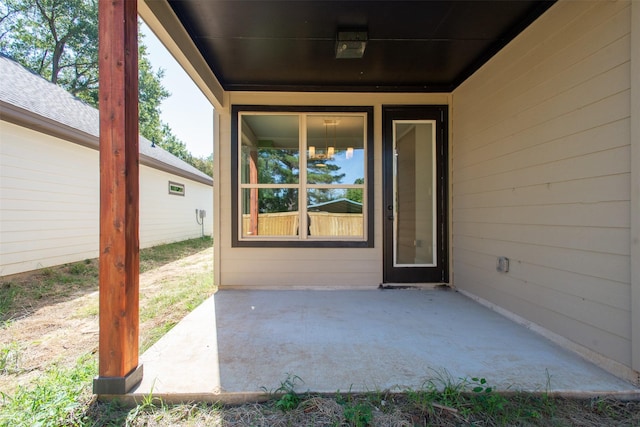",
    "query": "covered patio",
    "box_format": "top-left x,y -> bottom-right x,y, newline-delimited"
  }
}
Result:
131,289 -> 639,403
93,0 -> 640,397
